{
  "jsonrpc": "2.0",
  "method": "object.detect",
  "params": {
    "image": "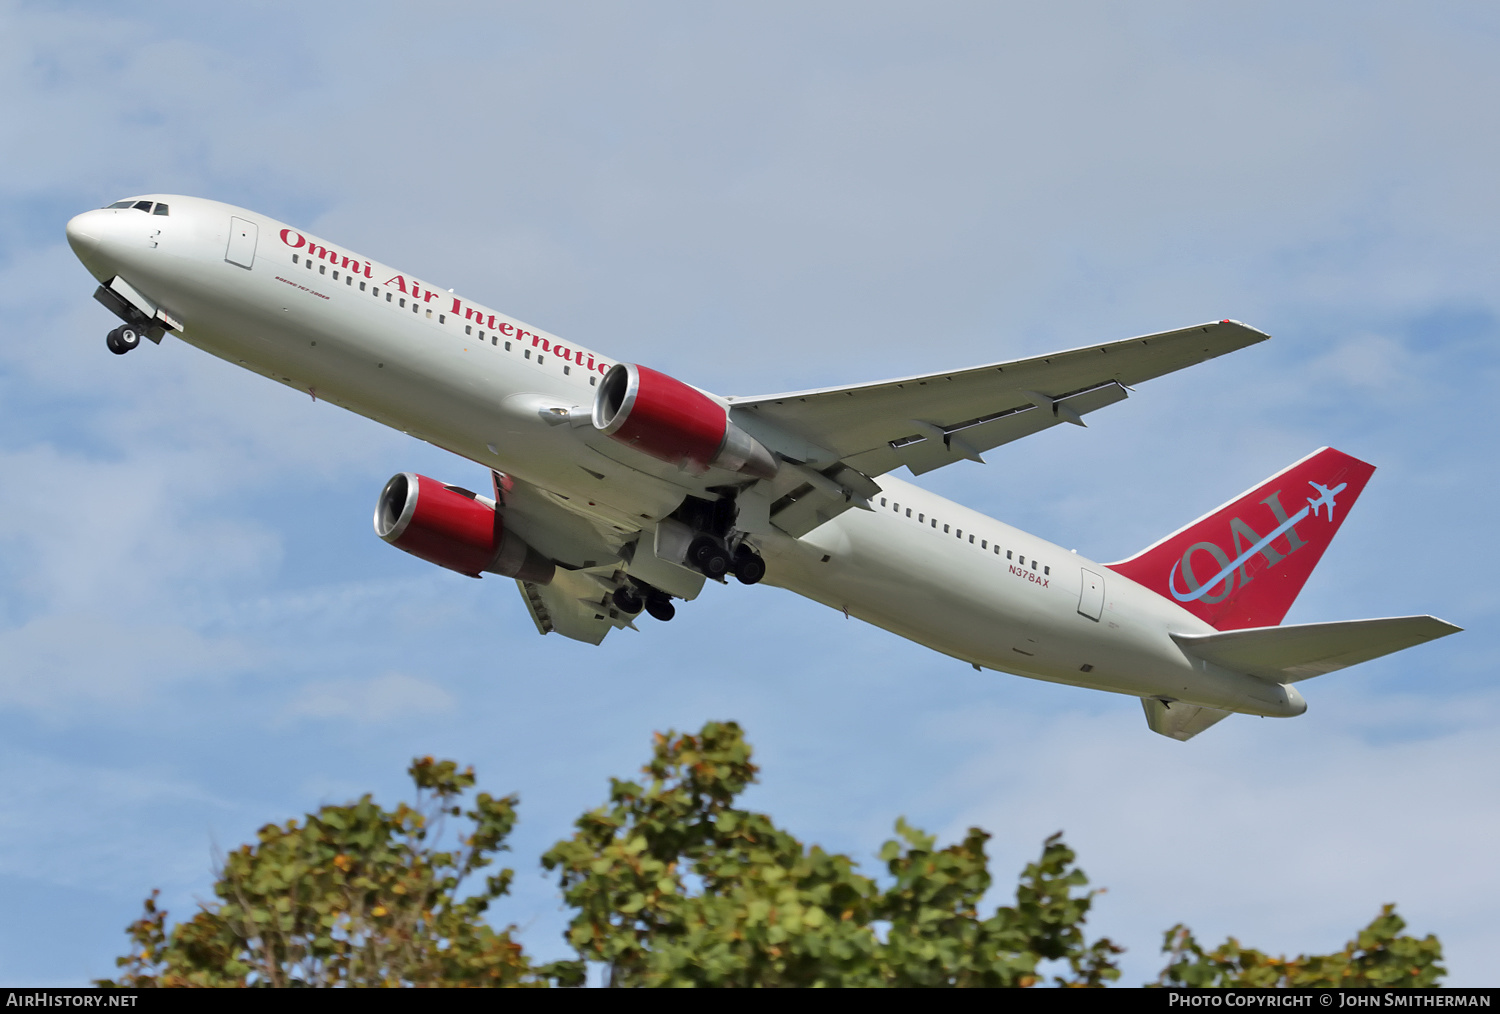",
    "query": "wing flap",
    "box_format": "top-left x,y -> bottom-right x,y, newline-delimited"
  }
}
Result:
844,380 -> 1130,476
1171,615 -> 1462,684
